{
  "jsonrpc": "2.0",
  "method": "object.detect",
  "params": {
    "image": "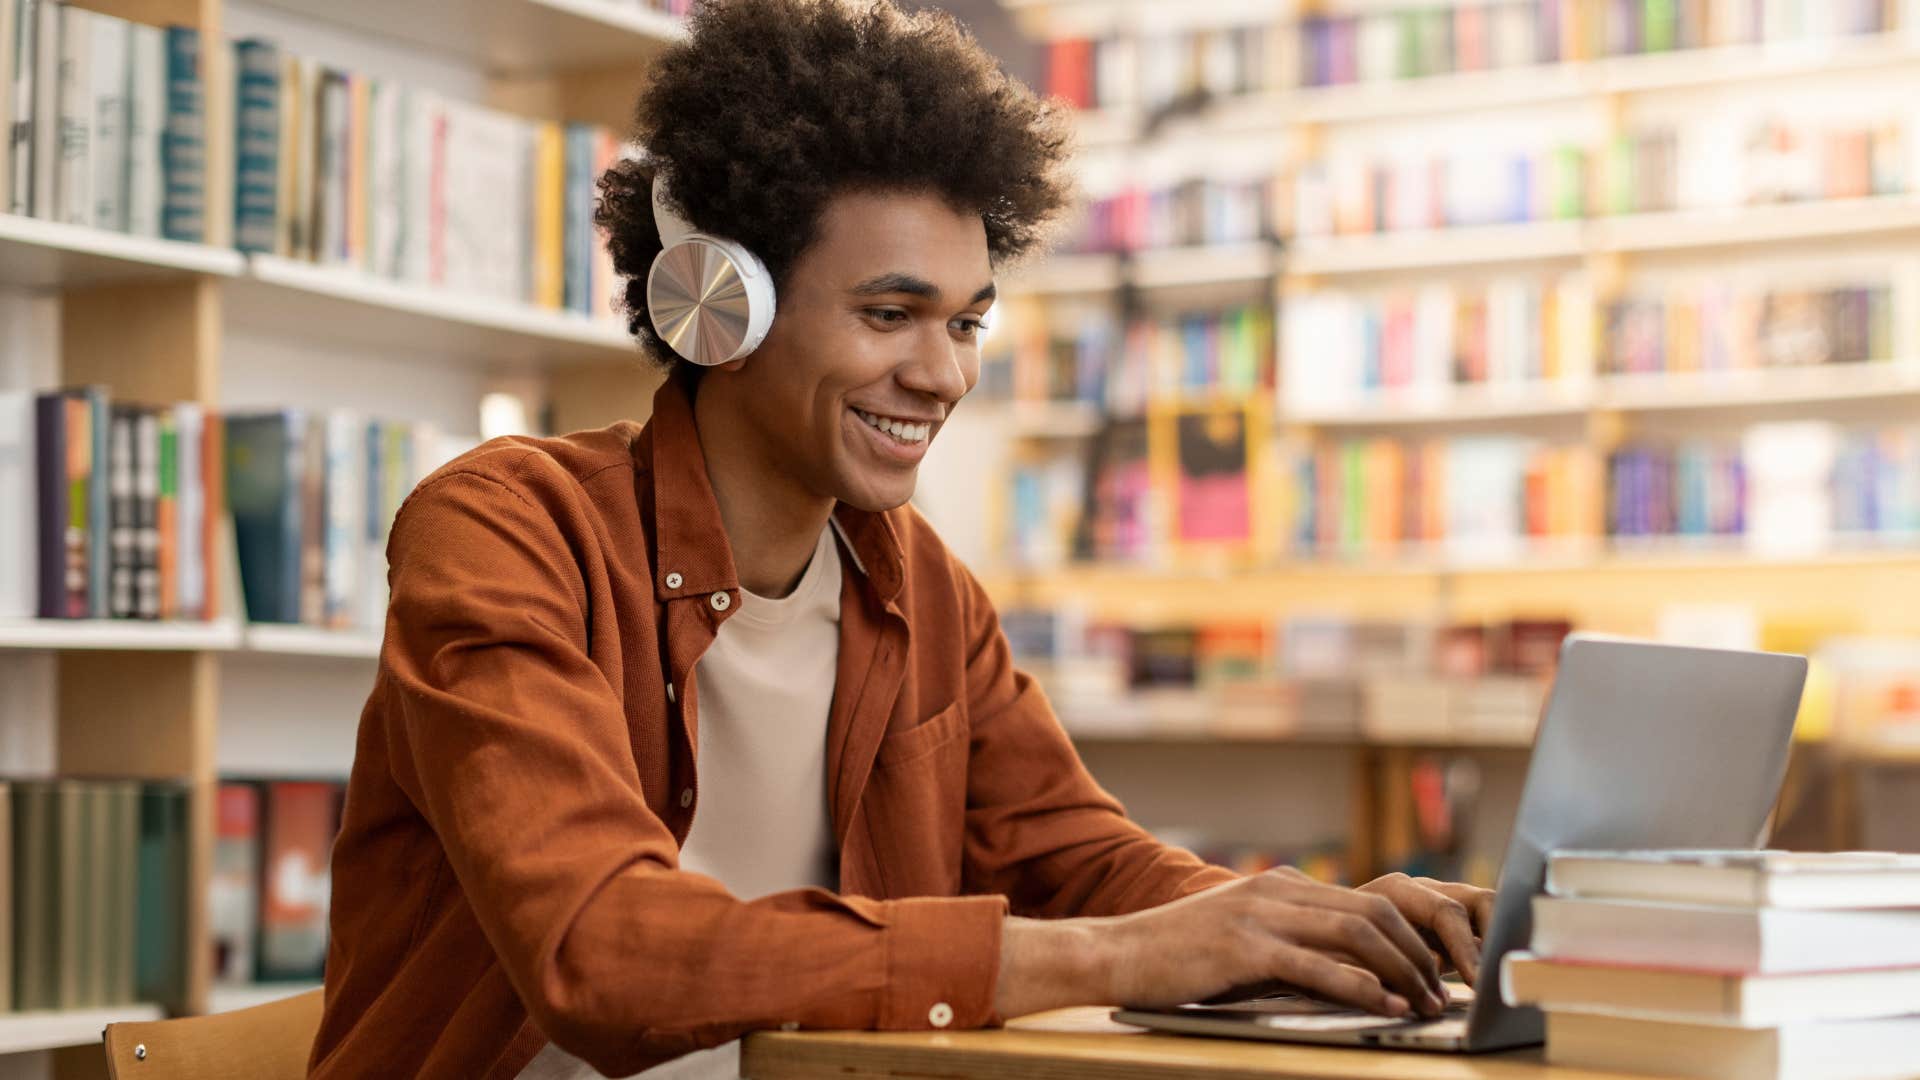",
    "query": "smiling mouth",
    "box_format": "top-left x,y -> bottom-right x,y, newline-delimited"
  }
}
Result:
853,408 -> 933,445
